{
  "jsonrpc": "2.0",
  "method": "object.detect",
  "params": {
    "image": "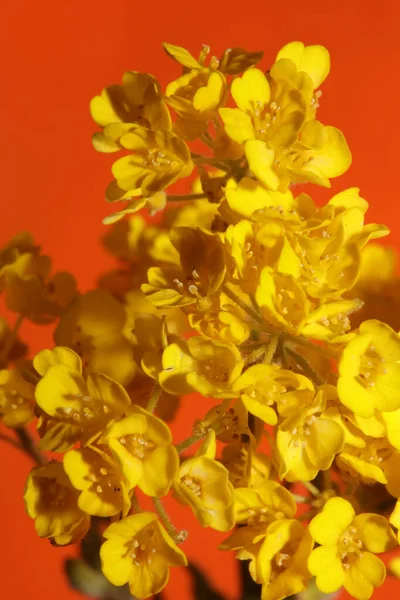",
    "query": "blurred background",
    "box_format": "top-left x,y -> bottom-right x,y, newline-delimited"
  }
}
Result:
1,0 -> 400,598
